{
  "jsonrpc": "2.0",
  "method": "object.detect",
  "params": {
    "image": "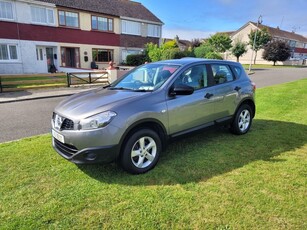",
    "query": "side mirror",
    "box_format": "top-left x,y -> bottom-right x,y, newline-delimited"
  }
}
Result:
170,84 -> 194,96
